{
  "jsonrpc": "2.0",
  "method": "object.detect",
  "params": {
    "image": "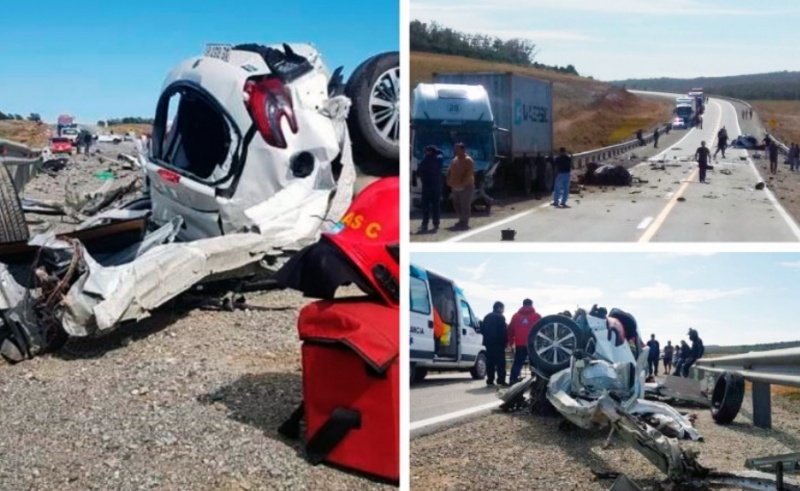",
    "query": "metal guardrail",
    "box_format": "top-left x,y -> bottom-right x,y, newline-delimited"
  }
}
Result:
0,138 -> 43,193
571,122 -> 669,169
695,347 -> 800,429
